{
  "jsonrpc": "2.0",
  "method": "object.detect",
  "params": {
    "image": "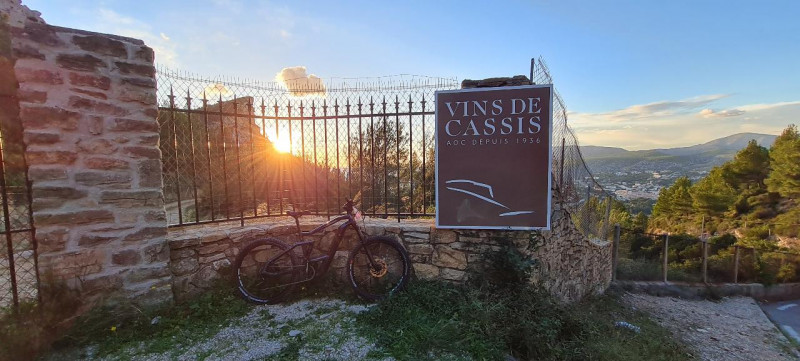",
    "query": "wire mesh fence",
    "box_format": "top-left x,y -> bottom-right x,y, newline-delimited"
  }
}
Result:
614,227 -> 800,284
532,57 -> 616,241
0,97 -> 39,312
158,58 -> 617,239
